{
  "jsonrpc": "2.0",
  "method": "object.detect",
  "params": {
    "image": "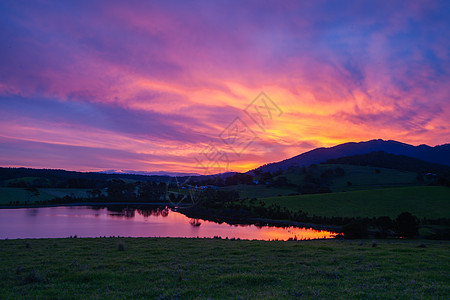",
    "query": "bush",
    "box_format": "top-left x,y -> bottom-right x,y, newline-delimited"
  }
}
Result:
343,220 -> 368,239
118,240 -> 125,251
395,212 -> 419,238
